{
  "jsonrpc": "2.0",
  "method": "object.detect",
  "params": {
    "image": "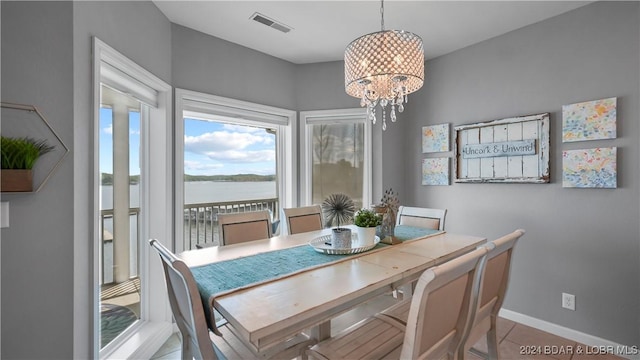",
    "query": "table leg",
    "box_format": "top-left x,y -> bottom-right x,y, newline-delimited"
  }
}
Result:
309,320 -> 331,341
